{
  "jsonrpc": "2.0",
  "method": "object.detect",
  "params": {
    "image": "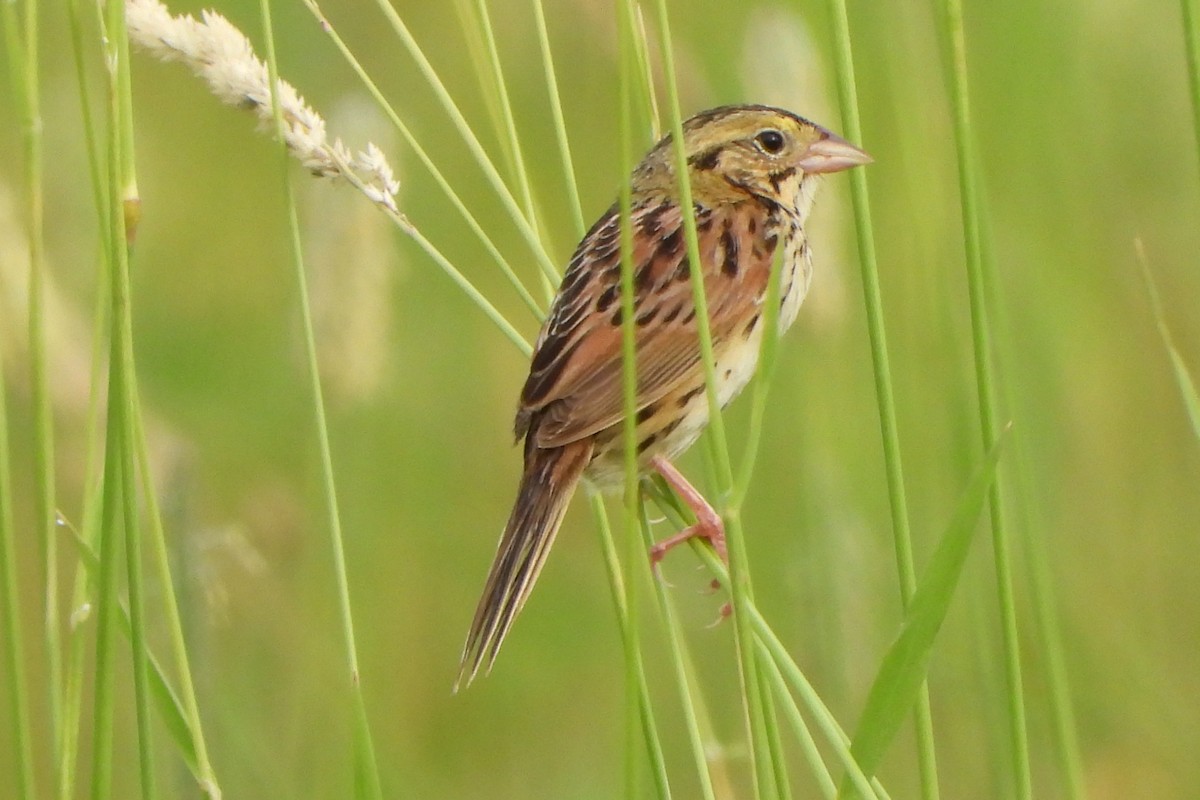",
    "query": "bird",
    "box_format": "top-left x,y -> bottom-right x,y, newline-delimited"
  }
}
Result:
457,104 -> 871,688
